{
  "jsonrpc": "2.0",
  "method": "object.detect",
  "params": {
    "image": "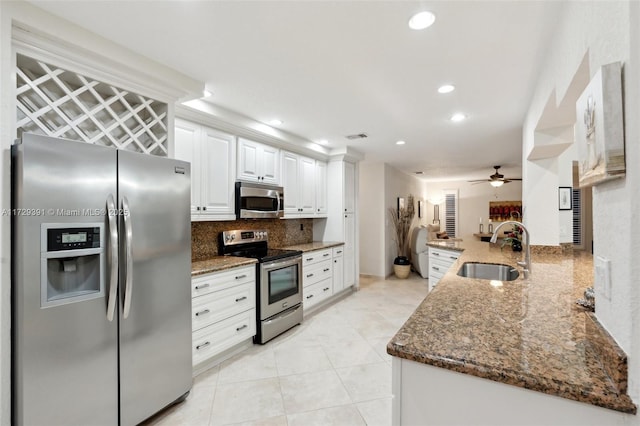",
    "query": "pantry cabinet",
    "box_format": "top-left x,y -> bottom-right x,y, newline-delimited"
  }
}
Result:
237,138 -> 280,184
315,161 -> 328,216
174,118 -> 236,220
